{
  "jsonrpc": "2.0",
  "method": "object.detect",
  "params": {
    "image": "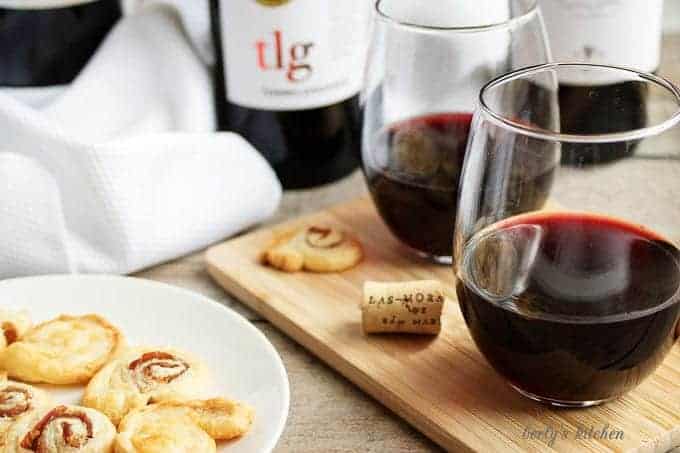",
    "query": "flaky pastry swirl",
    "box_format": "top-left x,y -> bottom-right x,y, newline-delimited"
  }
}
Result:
0,315 -> 124,385
3,405 -> 115,453
0,310 -> 31,350
115,399 -> 254,453
82,347 -> 209,426
127,352 -> 189,393
264,225 -> 363,272
0,373 -> 51,446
